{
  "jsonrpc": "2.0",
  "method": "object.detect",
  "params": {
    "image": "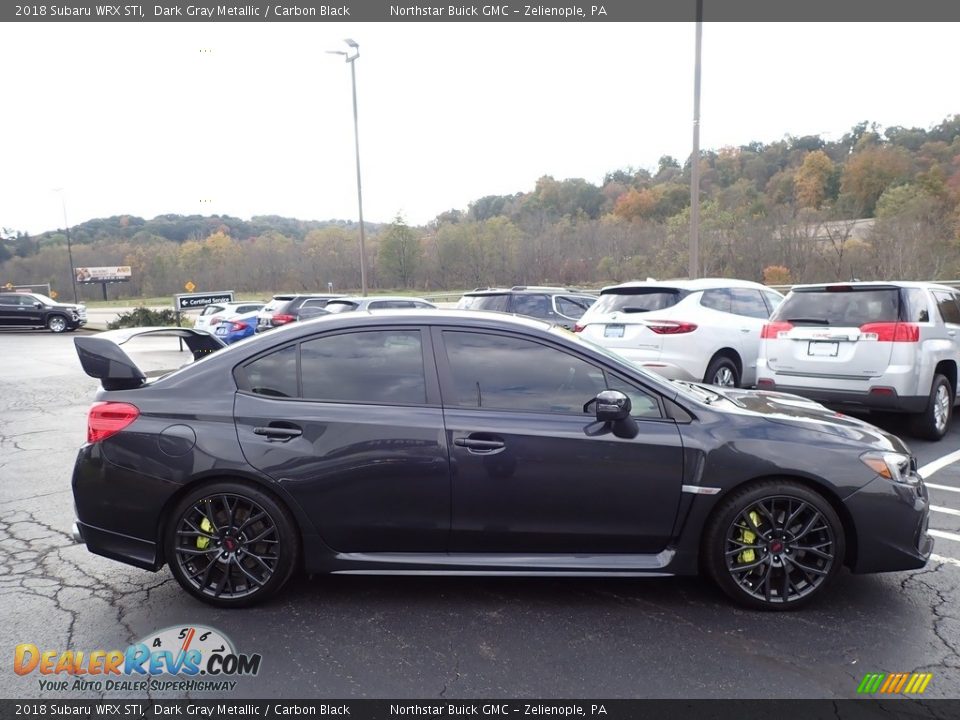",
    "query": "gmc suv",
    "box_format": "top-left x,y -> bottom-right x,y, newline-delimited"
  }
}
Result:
757,281 -> 960,440
0,292 -> 87,333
